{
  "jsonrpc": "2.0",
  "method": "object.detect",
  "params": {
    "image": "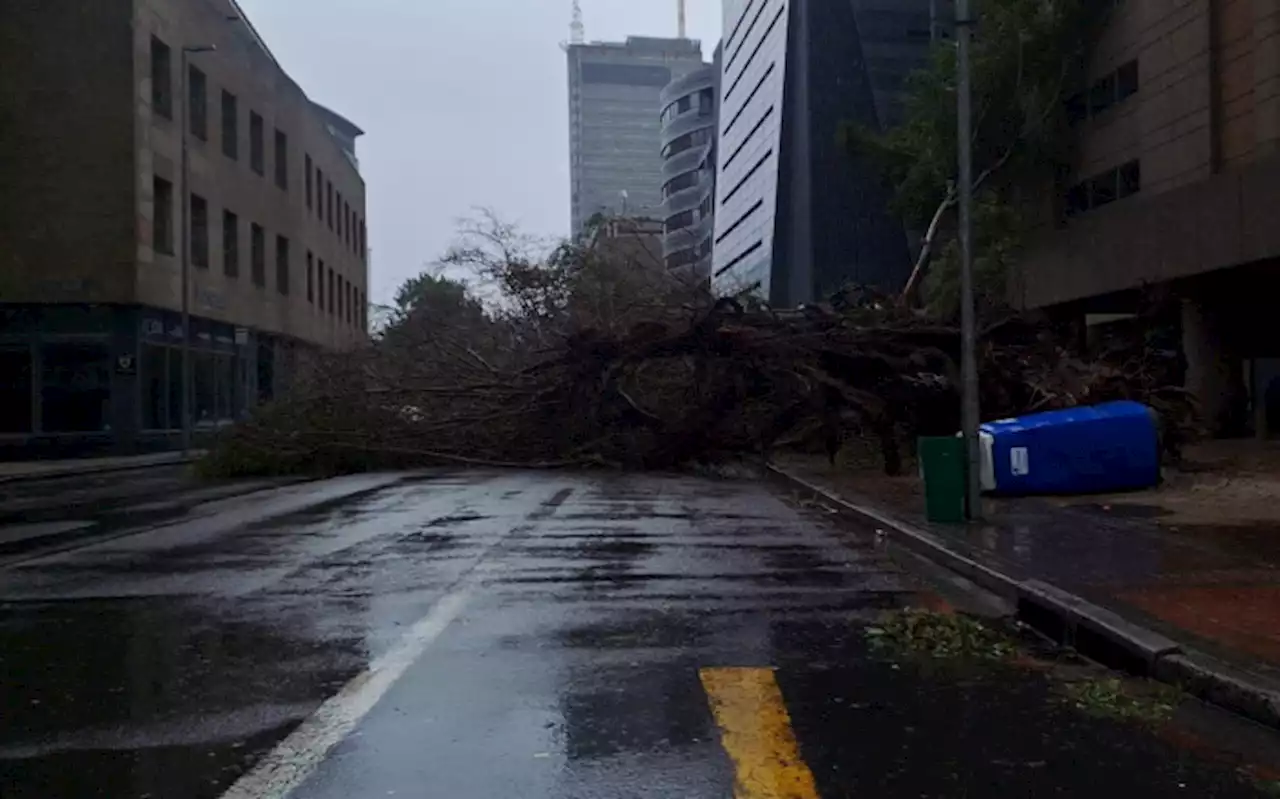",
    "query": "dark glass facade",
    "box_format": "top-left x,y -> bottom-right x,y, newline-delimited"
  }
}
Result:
713,0 -> 944,305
